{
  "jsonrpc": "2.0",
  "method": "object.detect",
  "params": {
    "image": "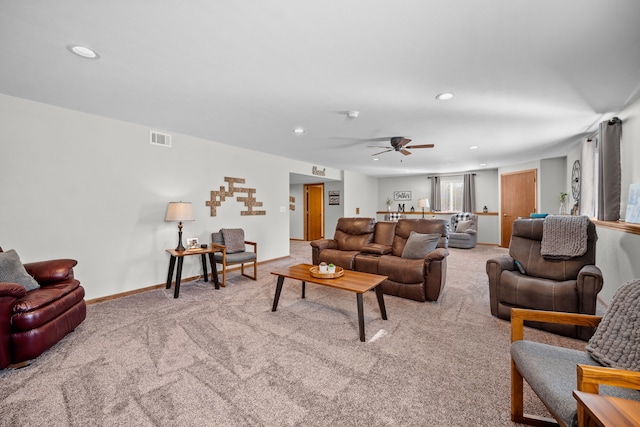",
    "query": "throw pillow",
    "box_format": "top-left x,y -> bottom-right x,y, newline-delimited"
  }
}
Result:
455,220 -> 474,233
0,249 -> 40,291
401,232 -> 441,259
586,279 -> 640,371
221,228 -> 246,253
